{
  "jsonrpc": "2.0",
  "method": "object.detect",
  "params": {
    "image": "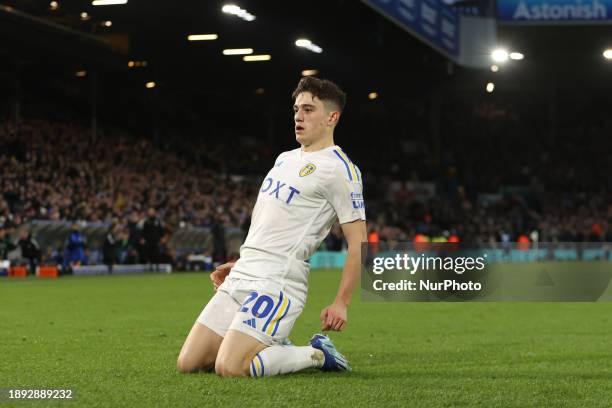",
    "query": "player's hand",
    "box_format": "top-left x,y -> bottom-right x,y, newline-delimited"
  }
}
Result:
320,301 -> 347,332
210,261 -> 235,291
